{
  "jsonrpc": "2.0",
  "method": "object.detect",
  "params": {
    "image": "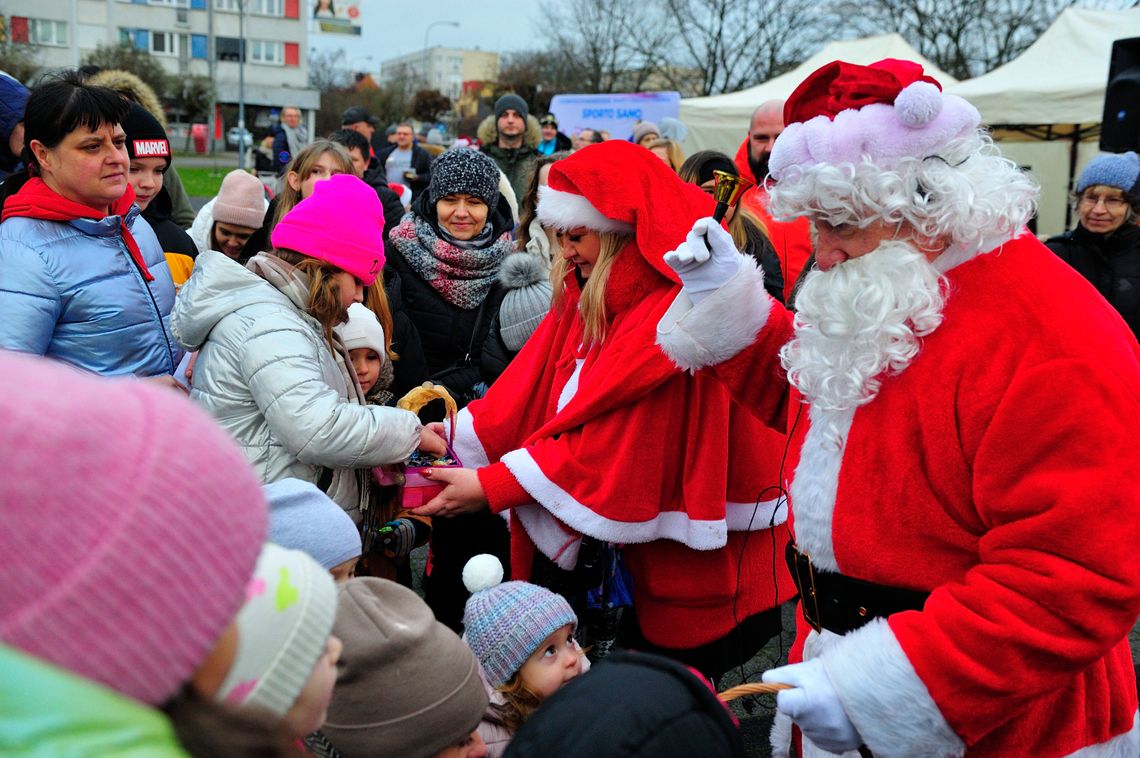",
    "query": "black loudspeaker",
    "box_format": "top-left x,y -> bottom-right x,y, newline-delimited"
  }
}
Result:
1101,37 -> 1140,151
